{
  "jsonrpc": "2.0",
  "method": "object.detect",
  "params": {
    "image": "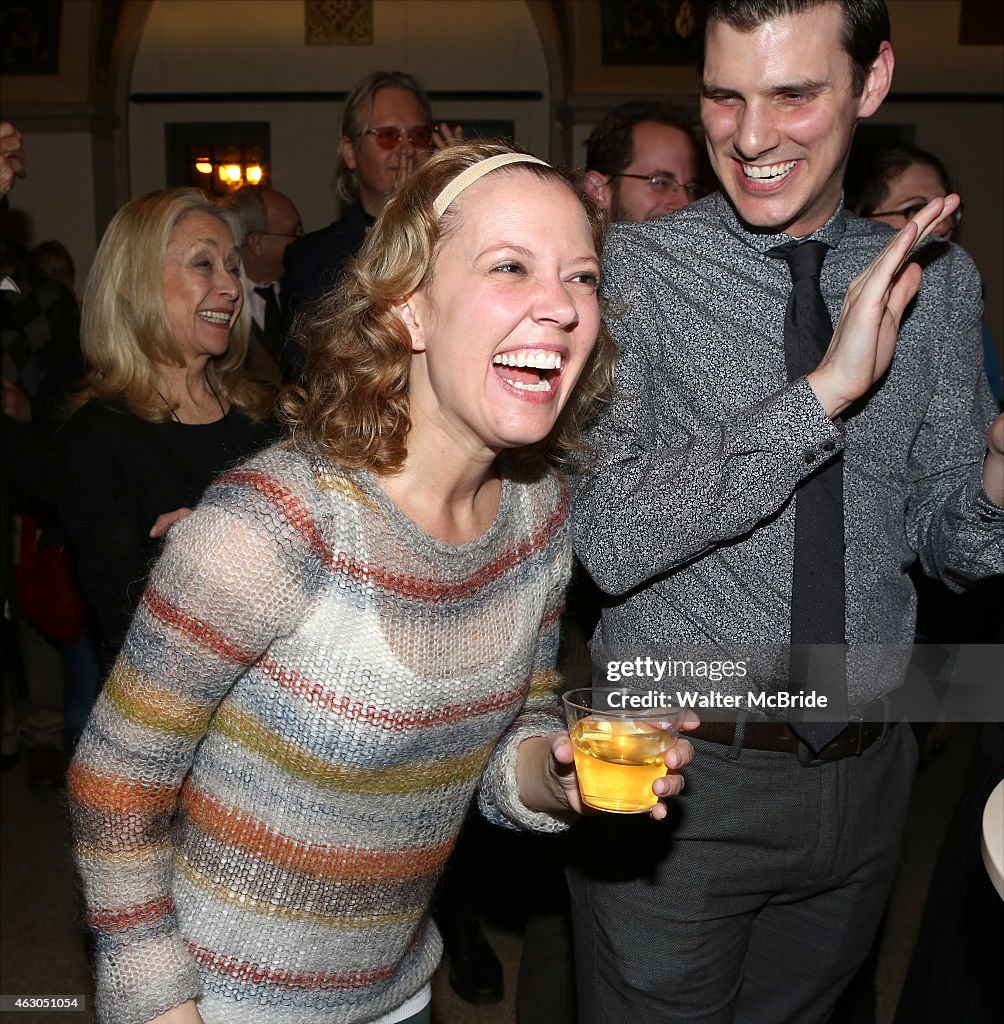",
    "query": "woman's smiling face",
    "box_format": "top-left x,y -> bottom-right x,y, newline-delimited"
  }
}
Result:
399,171 -> 601,458
161,211 -> 242,364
